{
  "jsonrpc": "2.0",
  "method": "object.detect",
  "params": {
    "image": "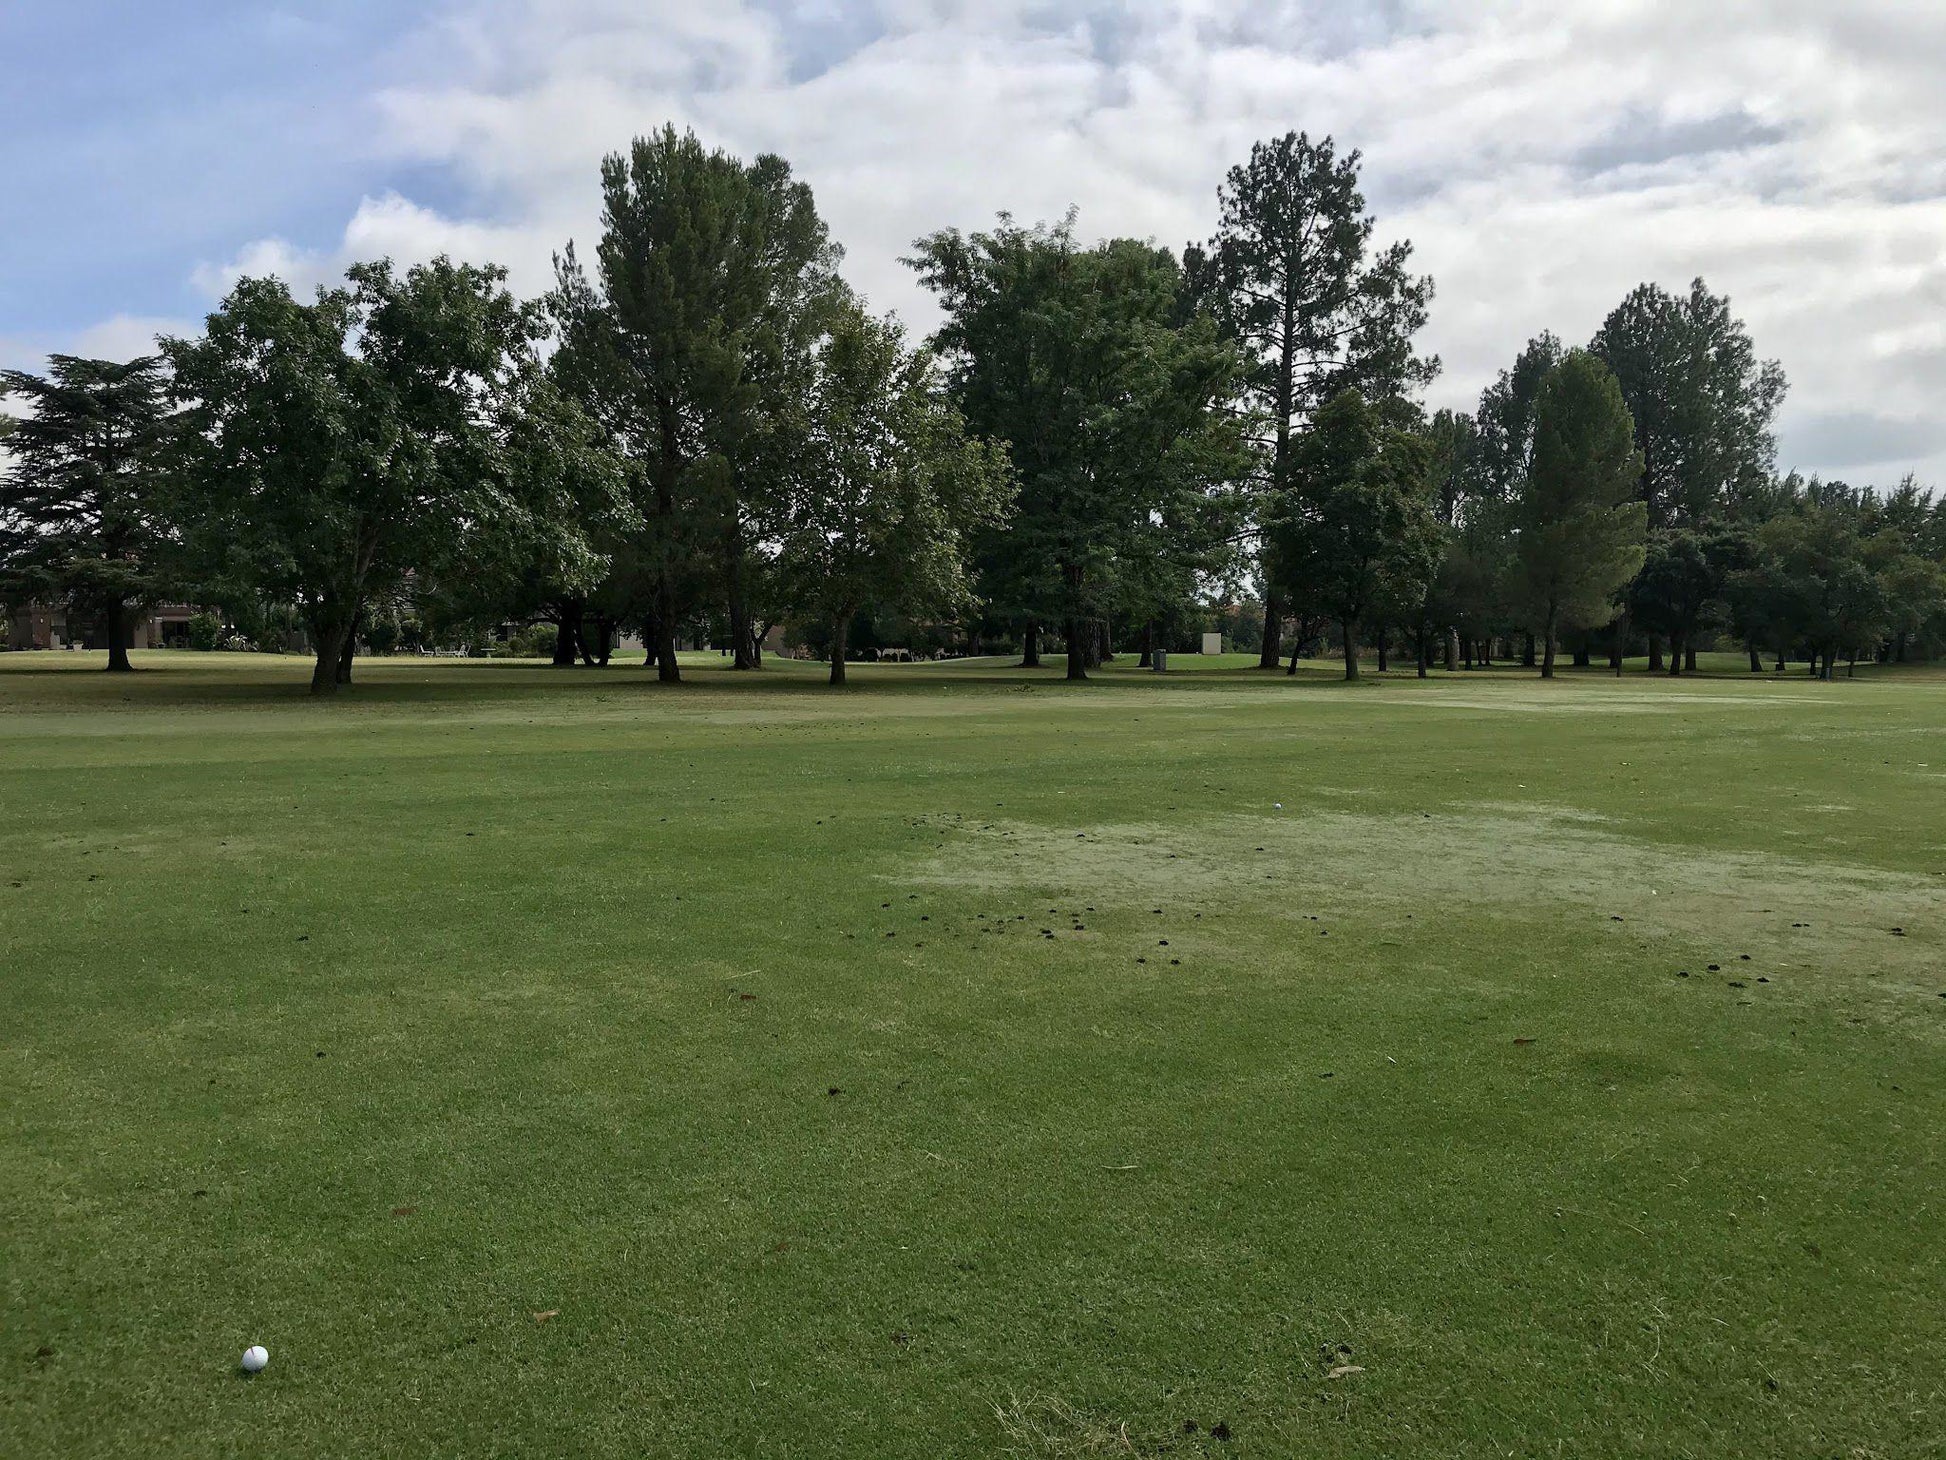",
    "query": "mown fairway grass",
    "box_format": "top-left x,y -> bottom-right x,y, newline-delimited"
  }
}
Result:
2,650 -> 1941,1457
